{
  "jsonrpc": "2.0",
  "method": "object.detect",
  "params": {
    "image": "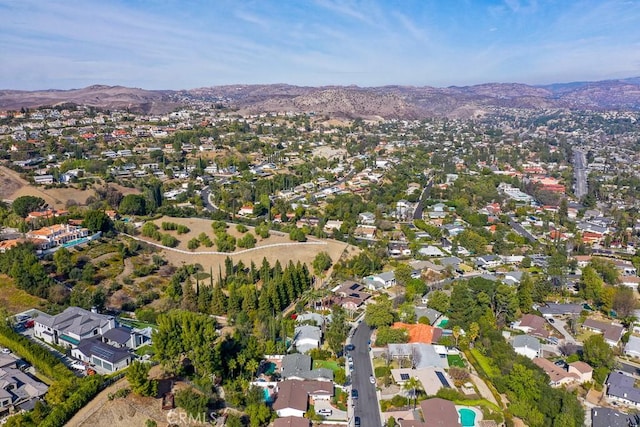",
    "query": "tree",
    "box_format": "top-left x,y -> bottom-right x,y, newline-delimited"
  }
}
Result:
126,361 -> 157,397
12,195 -> 46,217
452,325 -> 461,347
614,286 -> 637,322
467,322 -> 479,348
312,251 -> 333,275
119,194 -> 147,215
517,273 -> 534,313
582,334 -> 615,369
579,266 -> 604,302
53,247 -> 73,276
325,306 -> 349,355
365,296 -> 395,328
394,263 -> 413,287
289,227 -> 306,242
403,376 -> 422,409
82,210 -> 113,233
426,290 -> 450,313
